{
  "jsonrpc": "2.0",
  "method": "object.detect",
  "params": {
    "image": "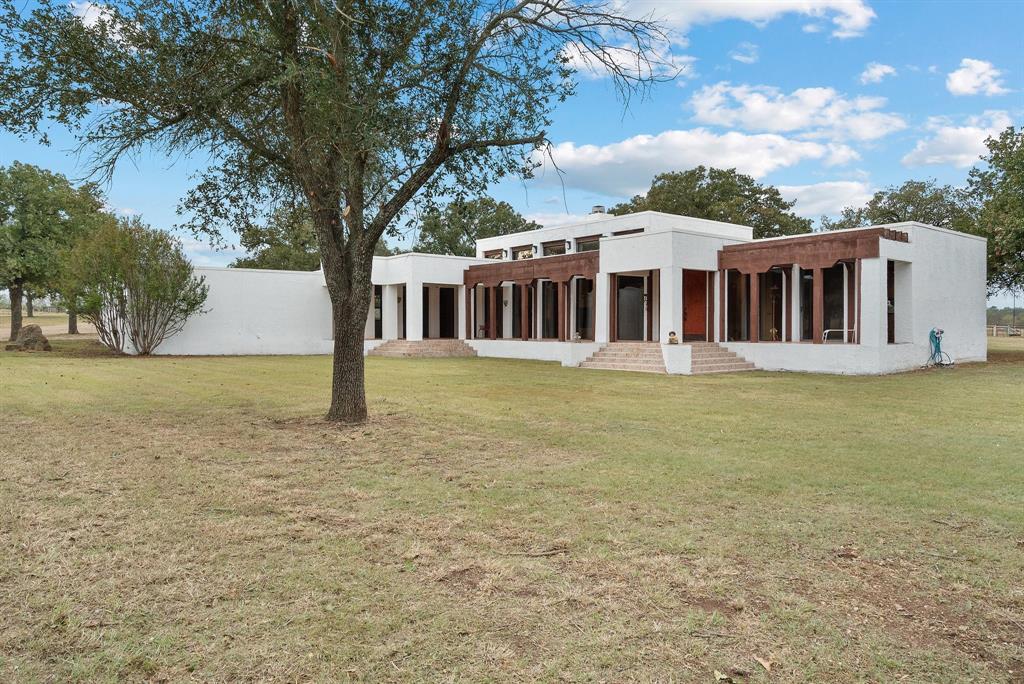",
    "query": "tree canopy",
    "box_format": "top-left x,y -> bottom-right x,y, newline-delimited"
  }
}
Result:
820,179 -> 973,232
230,207 -> 321,271
0,161 -> 108,338
967,126 -> 1024,292
412,197 -> 538,256
0,0 -> 669,422
610,167 -> 812,239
